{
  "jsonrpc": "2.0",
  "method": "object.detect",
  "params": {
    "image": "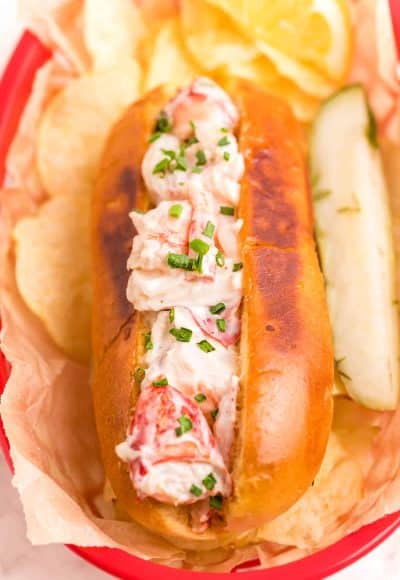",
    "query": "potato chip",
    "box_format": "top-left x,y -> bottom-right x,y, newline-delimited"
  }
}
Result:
216,56 -> 319,122
257,41 -> 335,99
14,192 -> 91,364
83,0 -> 145,70
37,60 -> 141,199
143,18 -> 199,92
256,432 -> 364,548
181,0 -> 257,71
